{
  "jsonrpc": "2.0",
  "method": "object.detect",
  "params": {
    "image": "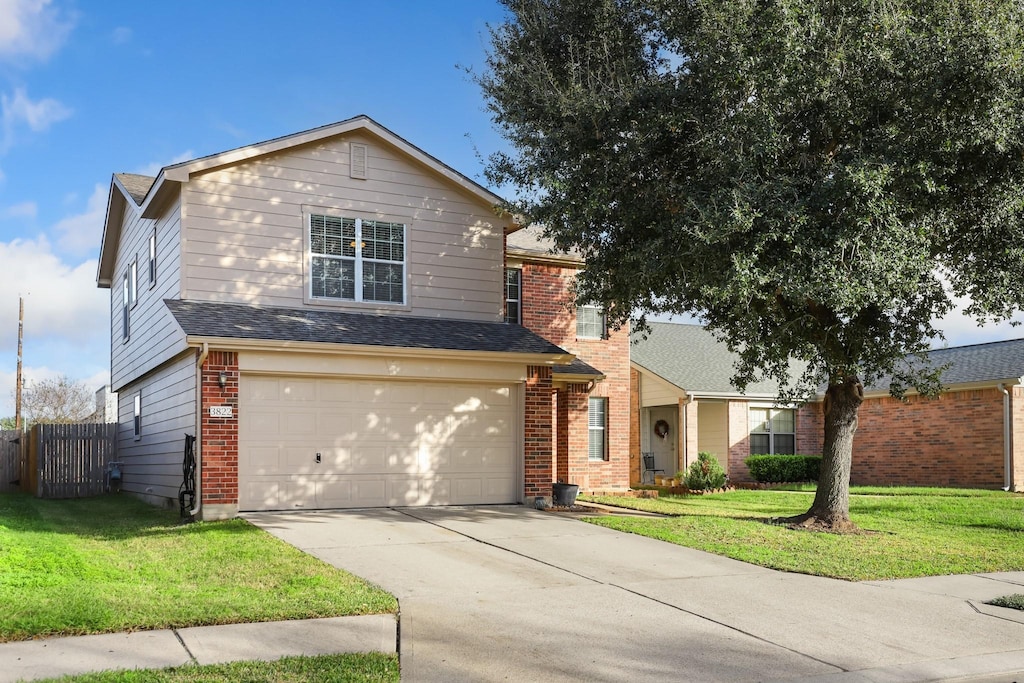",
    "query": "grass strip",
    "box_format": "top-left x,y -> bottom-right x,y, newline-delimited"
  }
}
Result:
33,652 -> 399,682
0,493 -> 397,642
987,594 -> 1024,611
582,487 -> 1024,581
